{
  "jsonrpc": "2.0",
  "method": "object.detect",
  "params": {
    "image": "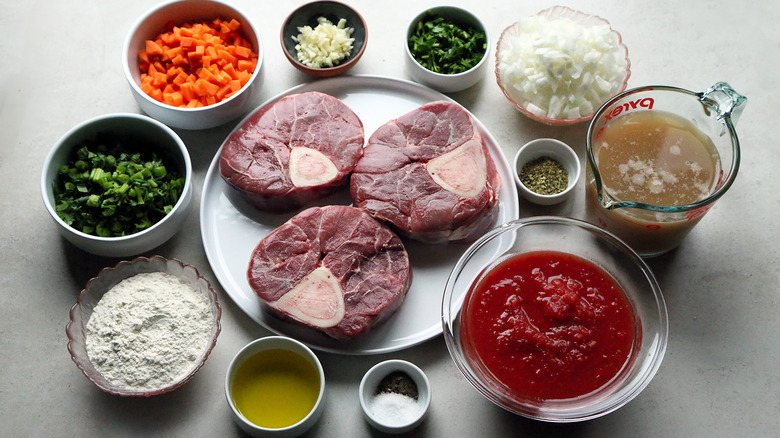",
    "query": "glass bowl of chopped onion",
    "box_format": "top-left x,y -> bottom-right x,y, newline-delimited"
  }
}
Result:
66,256 -> 222,397
280,1 -> 367,77
495,6 -> 630,126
